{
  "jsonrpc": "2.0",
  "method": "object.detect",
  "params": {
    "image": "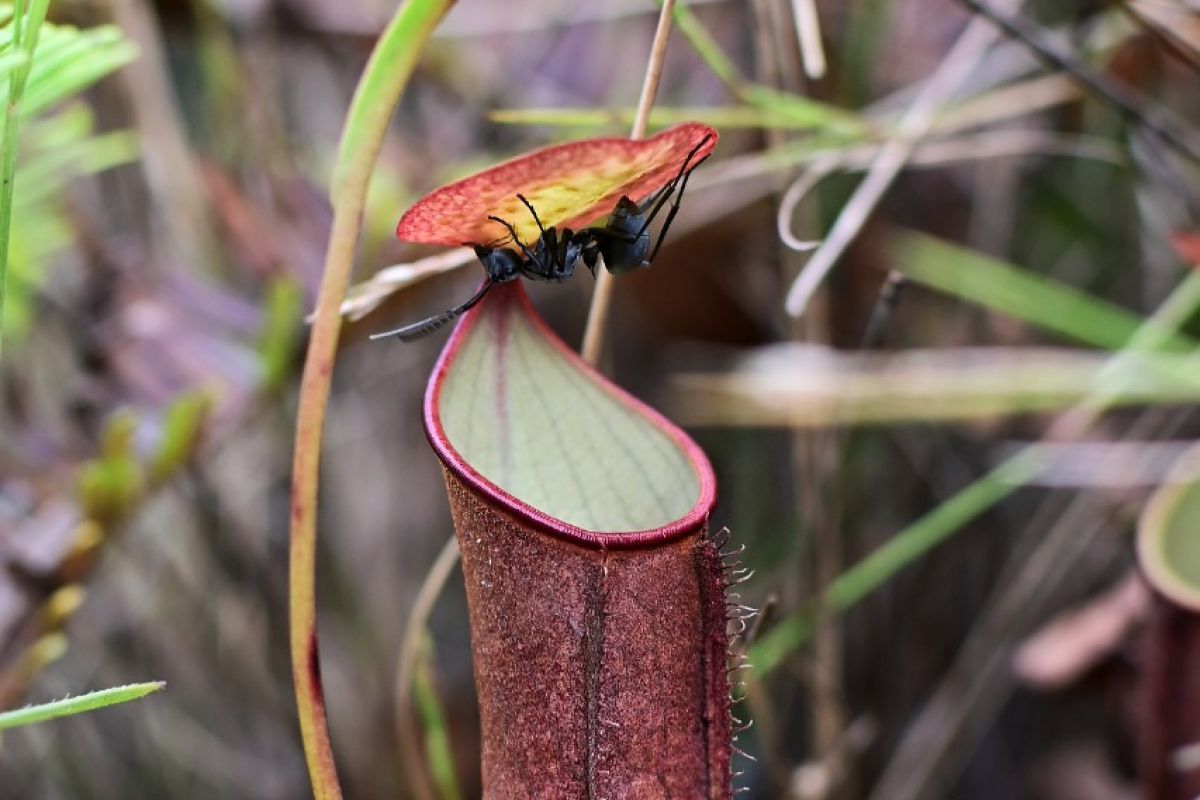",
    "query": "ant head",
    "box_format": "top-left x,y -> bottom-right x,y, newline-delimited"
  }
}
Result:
473,242 -> 522,283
